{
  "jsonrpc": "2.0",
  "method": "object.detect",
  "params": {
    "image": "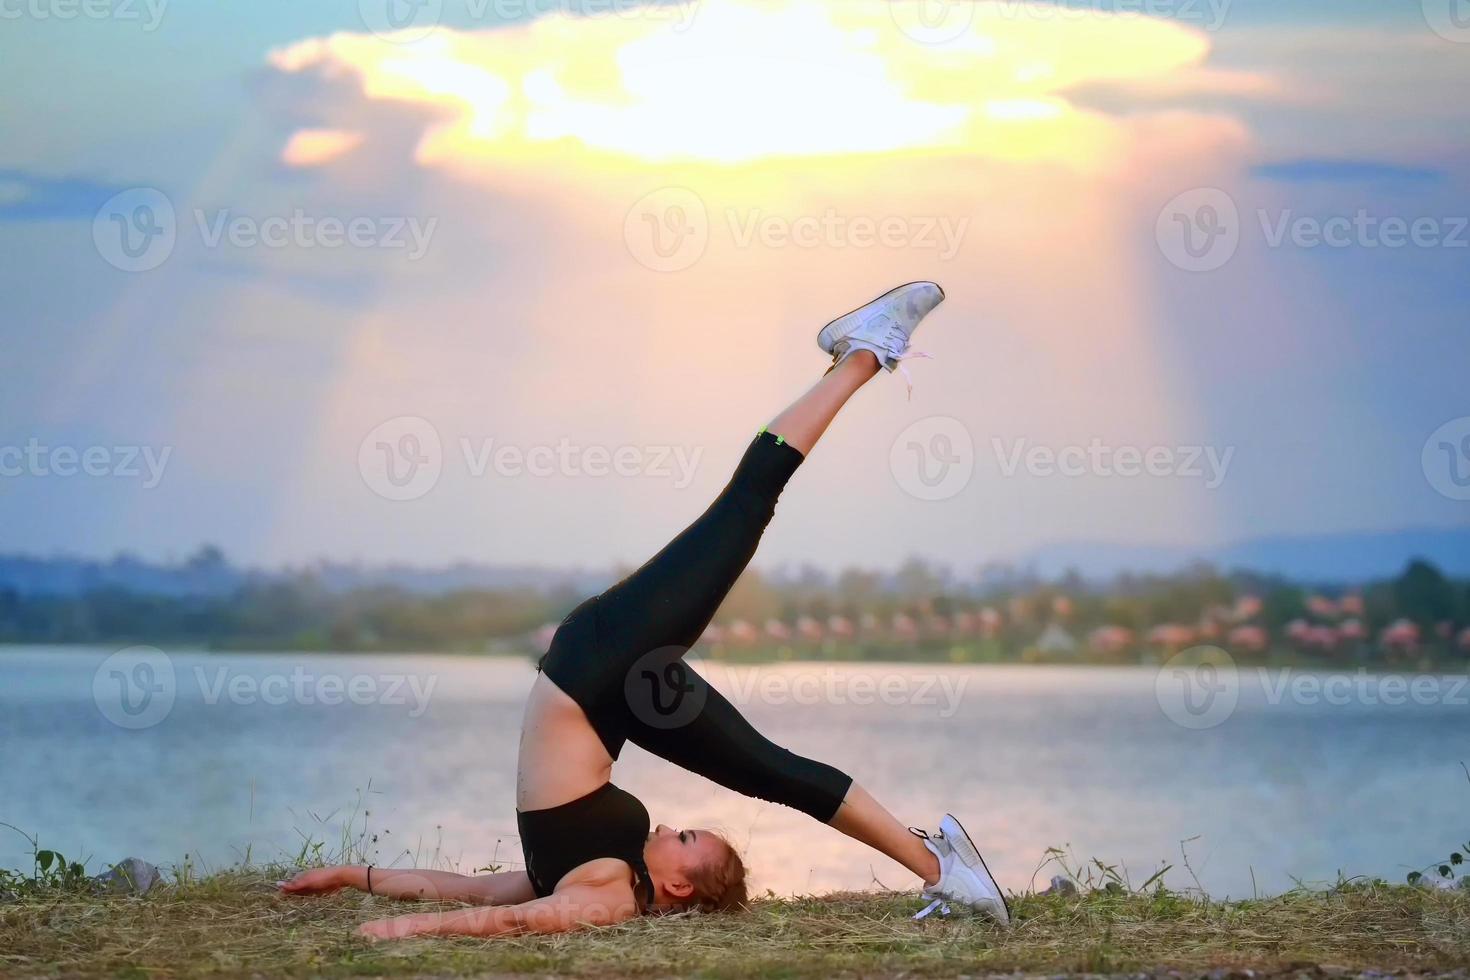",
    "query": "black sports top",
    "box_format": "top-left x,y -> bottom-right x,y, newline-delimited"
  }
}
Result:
516,782 -> 655,909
